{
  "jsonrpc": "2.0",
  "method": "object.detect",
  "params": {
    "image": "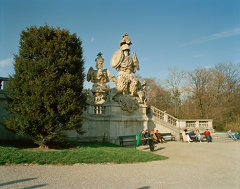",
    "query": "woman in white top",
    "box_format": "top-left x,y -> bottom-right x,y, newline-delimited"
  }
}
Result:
182,129 -> 192,143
